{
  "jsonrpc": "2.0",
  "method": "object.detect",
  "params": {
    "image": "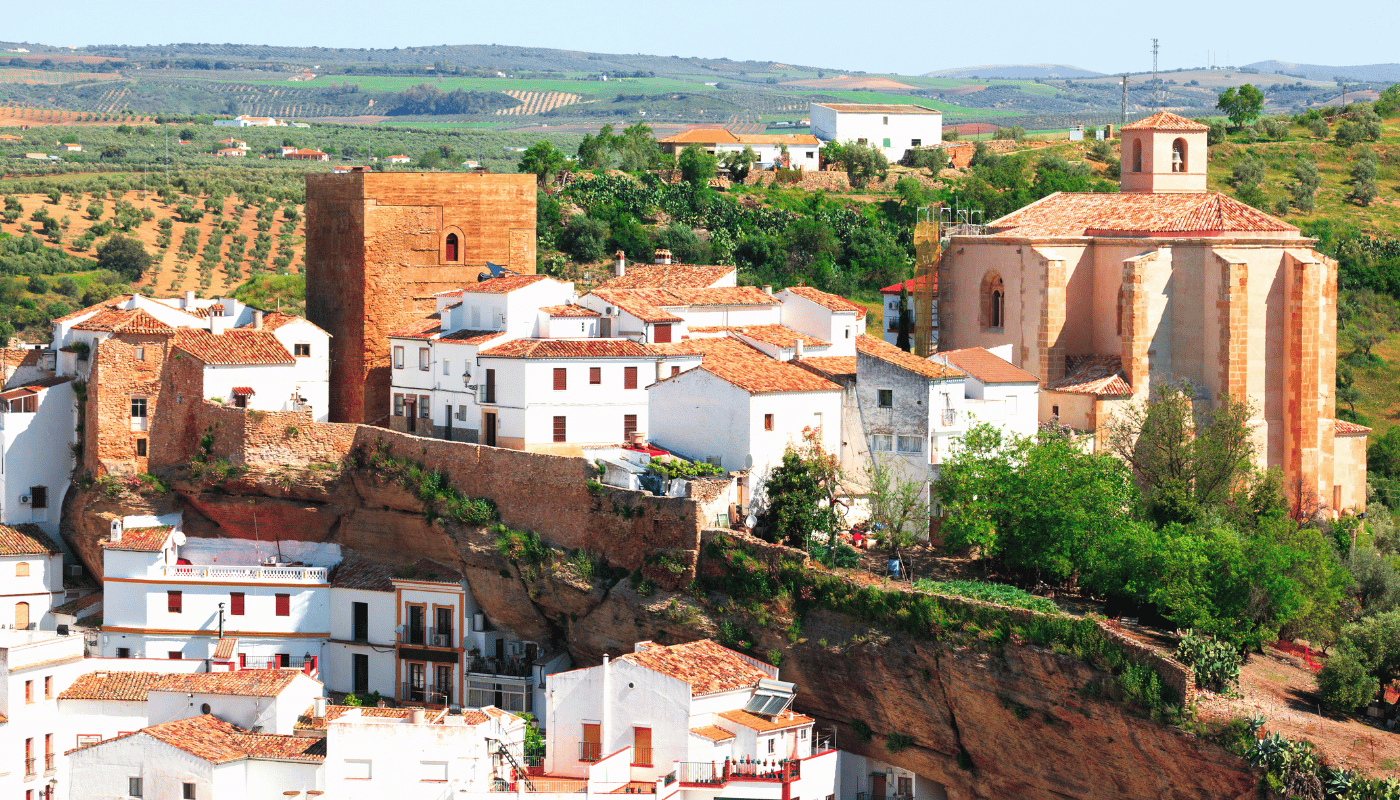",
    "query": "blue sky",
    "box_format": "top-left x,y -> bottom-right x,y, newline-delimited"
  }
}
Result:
6,0 -> 1390,77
